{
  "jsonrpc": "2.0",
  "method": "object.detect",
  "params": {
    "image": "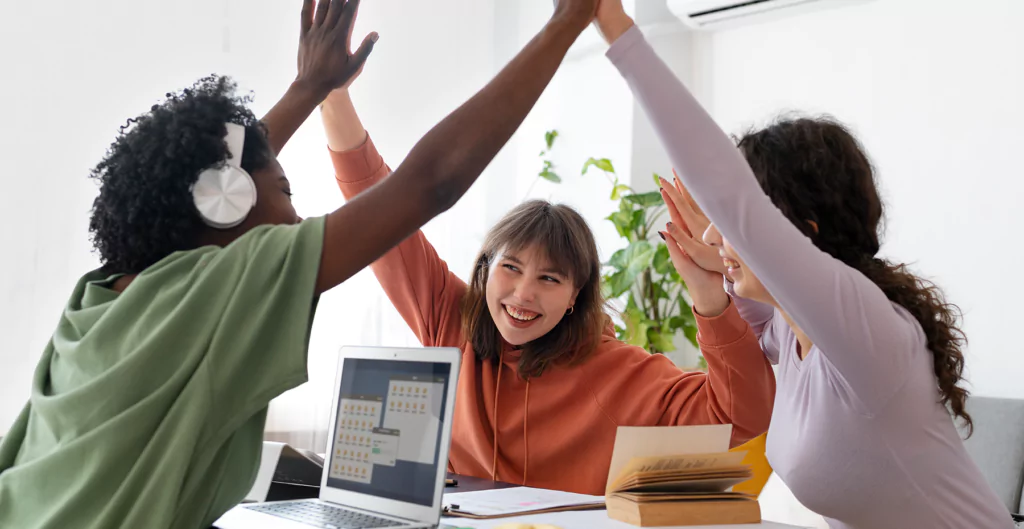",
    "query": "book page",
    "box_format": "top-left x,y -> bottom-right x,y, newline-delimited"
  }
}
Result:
605,425 -> 732,493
